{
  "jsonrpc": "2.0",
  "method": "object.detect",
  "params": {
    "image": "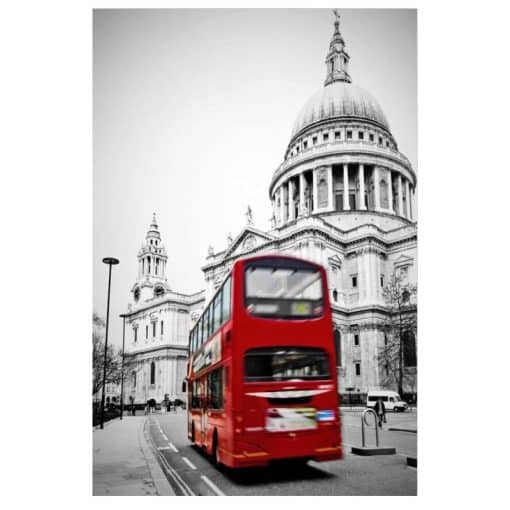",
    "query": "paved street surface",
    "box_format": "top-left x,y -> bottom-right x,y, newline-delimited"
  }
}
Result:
147,409 -> 417,496
93,416 -> 173,496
